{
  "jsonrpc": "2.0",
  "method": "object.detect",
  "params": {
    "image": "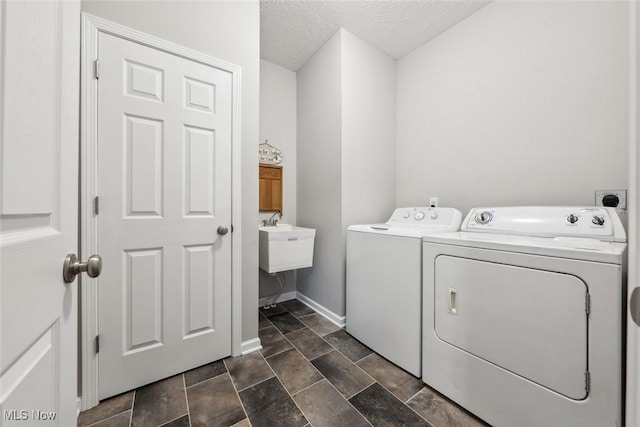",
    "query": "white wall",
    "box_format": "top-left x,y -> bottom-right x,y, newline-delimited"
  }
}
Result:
297,31 -> 344,315
81,0 -> 261,343
341,29 -> 397,229
259,59 -> 297,299
397,1 -> 630,215
297,30 -> 396,317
